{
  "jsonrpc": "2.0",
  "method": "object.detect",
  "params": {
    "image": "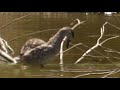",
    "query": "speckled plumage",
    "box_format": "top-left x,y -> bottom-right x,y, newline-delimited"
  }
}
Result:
20,27 -> 74,66
20,38 -> 45,55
